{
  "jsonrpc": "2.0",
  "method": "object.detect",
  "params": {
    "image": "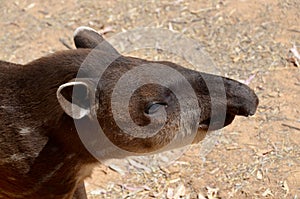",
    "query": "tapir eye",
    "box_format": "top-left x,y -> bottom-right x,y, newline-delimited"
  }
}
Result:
145,102 -> 167,114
